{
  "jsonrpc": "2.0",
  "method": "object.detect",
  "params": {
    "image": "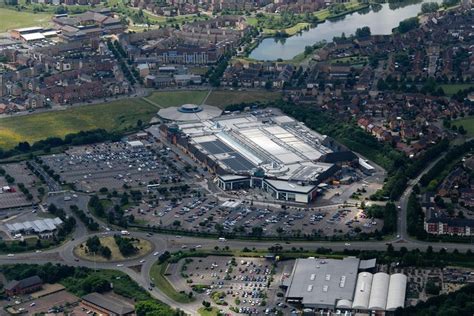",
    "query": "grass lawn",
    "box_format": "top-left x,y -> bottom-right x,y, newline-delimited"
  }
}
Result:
0,98 -> 156,149
439,83 -> 474,96
205,90 -> 281,108
75,236 -> 152,262
146,90 -> 209,108
262,22 -> 310,36
453,116 -> 474,137
0,8 -> 52,32
146,90 -> 282,109
198,307 -> 221,316
149,262 -> 195,303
